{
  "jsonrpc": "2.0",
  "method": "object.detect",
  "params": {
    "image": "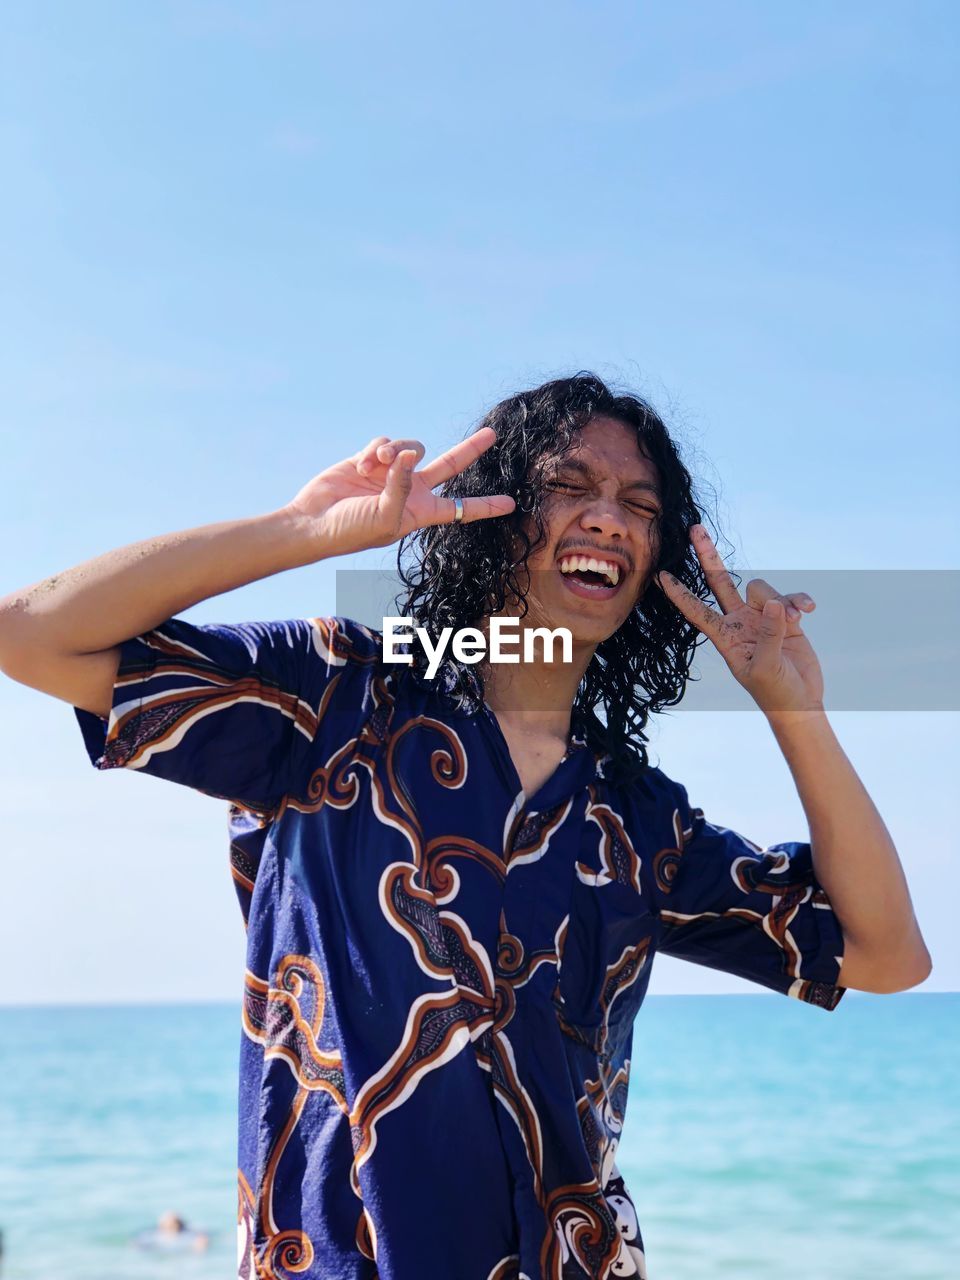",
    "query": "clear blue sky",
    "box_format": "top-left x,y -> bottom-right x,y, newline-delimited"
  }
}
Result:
0,1 -> 956,1002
